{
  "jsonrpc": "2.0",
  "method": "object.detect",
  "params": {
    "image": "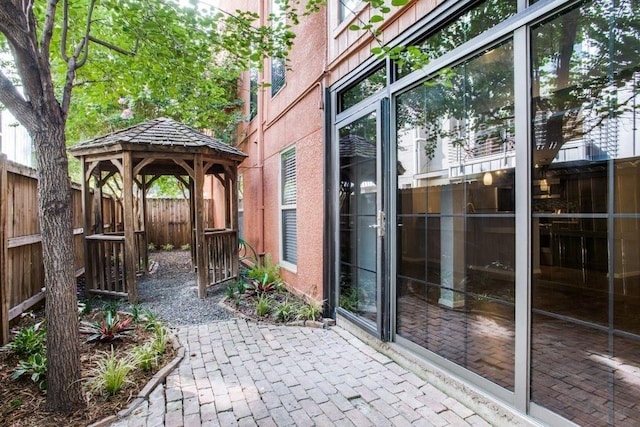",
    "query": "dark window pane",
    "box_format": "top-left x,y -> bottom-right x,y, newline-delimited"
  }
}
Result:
531,2 -> 640,424
339,67 -> 386,112
395,40 -> 515,389
396,0 -> 517,77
